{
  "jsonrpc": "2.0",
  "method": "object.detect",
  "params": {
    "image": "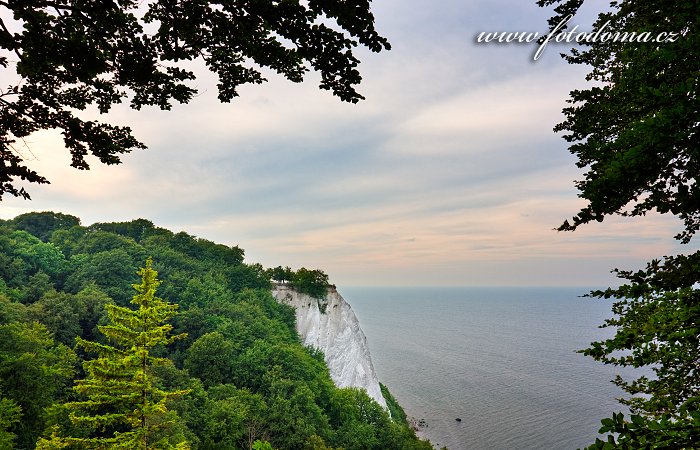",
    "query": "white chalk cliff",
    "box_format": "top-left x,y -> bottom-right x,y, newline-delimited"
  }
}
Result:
271,284 -> 388,409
